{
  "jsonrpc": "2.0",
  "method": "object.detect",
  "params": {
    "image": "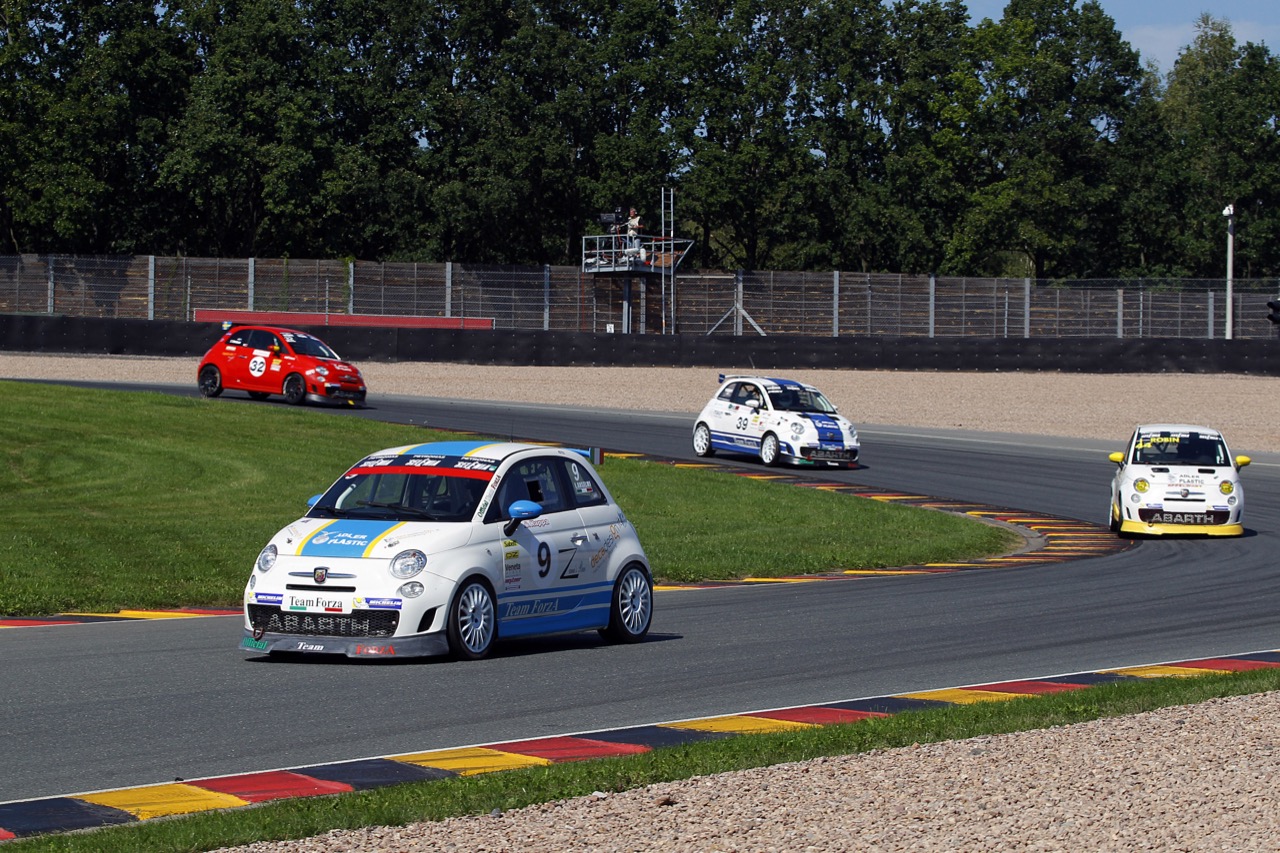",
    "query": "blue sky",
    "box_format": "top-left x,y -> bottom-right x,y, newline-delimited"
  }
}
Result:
962,1 -> 1280,73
